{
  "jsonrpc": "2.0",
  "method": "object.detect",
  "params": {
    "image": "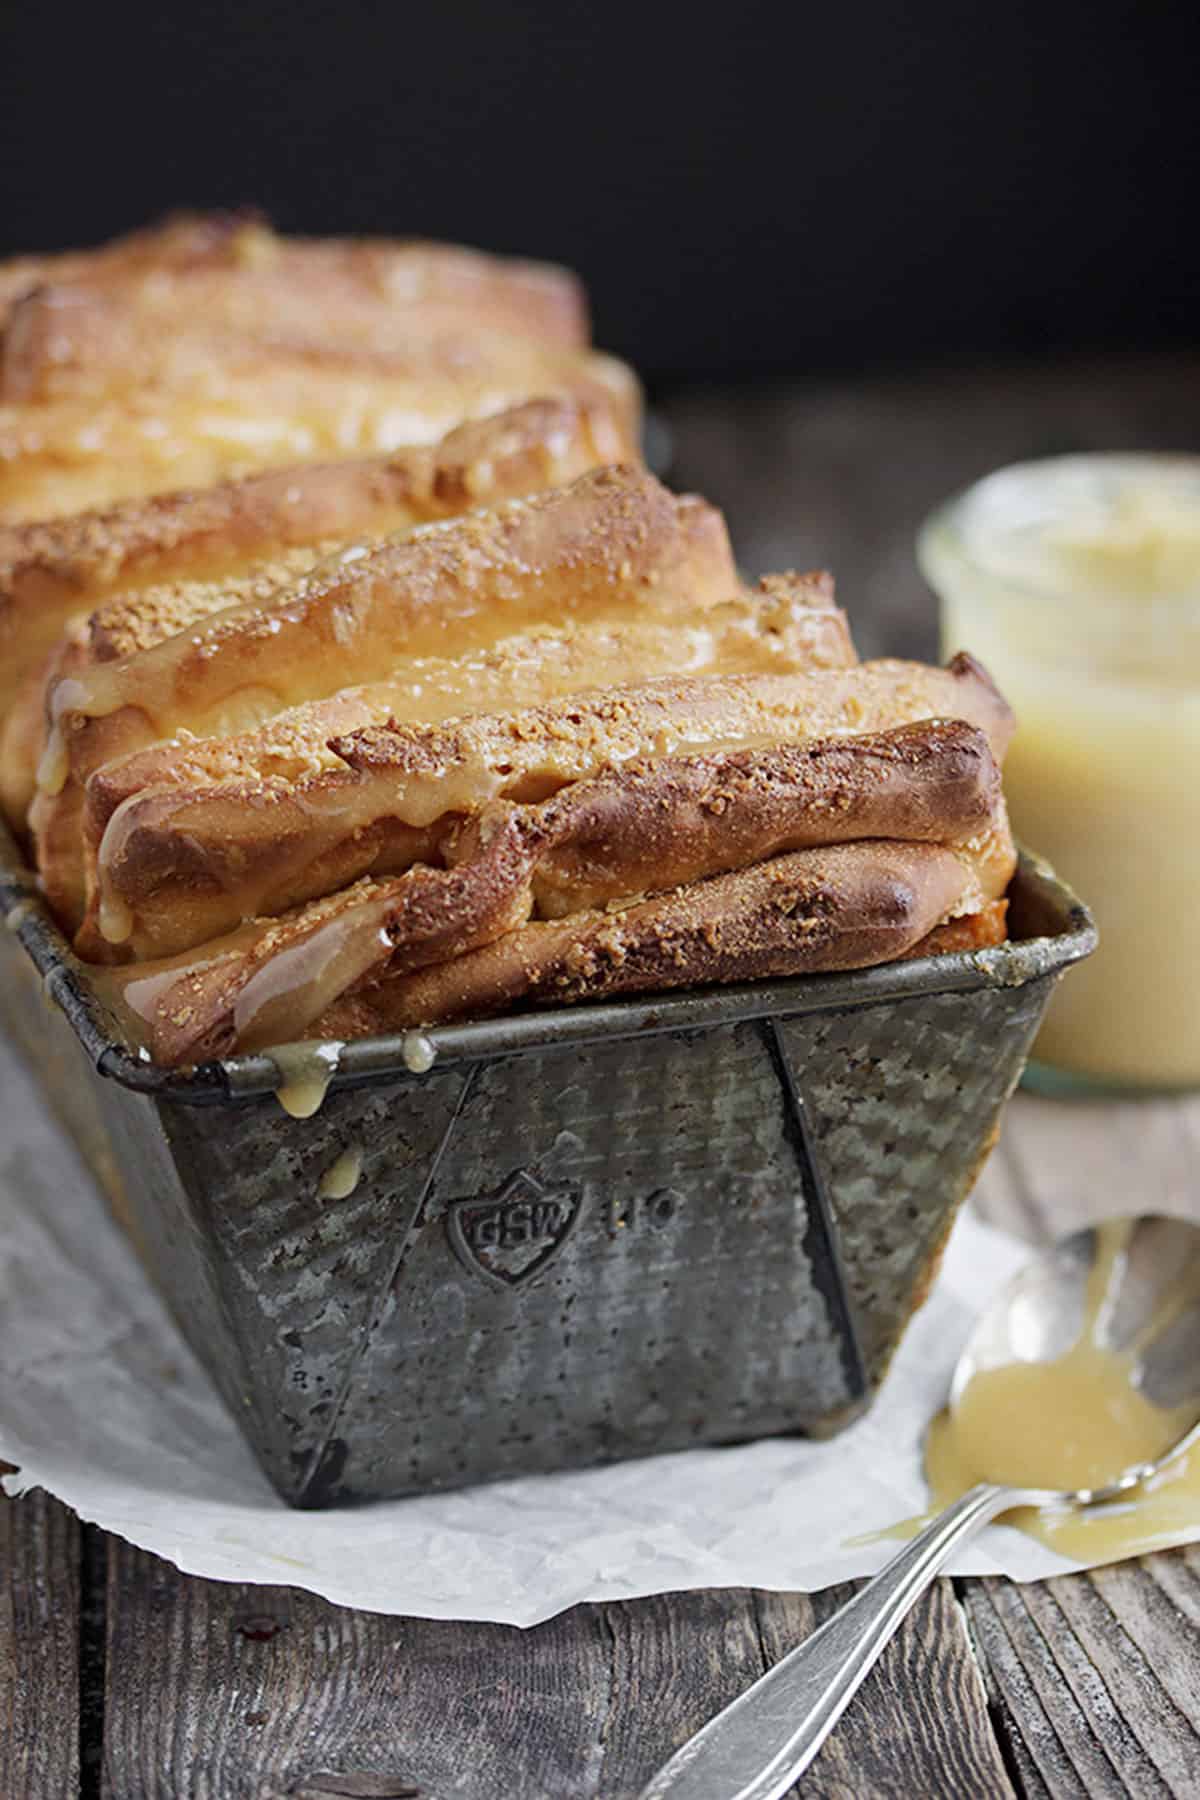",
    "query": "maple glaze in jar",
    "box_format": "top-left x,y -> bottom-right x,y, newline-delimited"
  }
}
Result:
922,455 -> 1200,1089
